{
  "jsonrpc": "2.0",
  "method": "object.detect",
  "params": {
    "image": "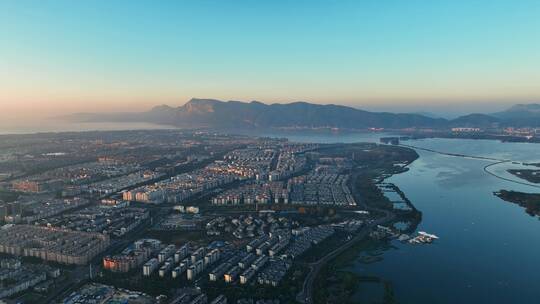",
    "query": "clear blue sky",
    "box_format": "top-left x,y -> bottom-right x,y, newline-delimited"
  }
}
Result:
1,0 -> 539,117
